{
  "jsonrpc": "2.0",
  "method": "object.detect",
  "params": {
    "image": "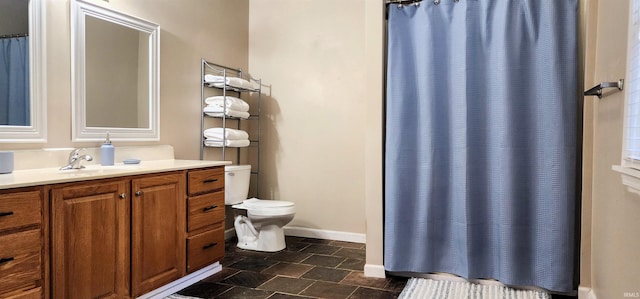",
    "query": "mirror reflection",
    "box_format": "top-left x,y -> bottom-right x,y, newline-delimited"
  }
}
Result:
85,15 -> 149,129
0,0 -> 30,126
72,0 -> 159,141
